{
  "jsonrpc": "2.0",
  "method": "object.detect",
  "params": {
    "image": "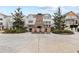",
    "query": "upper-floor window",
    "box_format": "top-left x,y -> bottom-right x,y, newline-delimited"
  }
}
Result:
28,25 -> 33,27
28,15 -> 35,19
28,20 -> 33,23
44,16 -> 50,19
66,19 -> 74,22
44,21 -> 51,24
46,21 -> 51,23
0,18 -> 3,20
44,15 -> 51,19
